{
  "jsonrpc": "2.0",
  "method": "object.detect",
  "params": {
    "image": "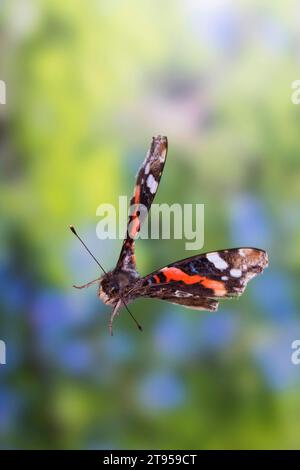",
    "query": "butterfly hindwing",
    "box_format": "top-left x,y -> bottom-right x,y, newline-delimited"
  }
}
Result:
117,135 -> 168,273
135,286 -> 219,312
129,248 -> 268,310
